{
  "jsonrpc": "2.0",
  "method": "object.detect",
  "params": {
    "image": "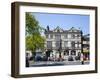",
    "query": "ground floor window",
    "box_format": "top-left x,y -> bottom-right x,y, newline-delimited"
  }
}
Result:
71,50 -> 76,55
64,50 -> 69,55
